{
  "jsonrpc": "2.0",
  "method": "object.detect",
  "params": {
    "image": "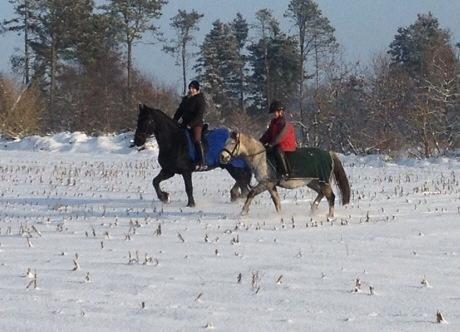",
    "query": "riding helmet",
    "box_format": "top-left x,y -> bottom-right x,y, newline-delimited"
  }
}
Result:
269,100 -> 284,113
